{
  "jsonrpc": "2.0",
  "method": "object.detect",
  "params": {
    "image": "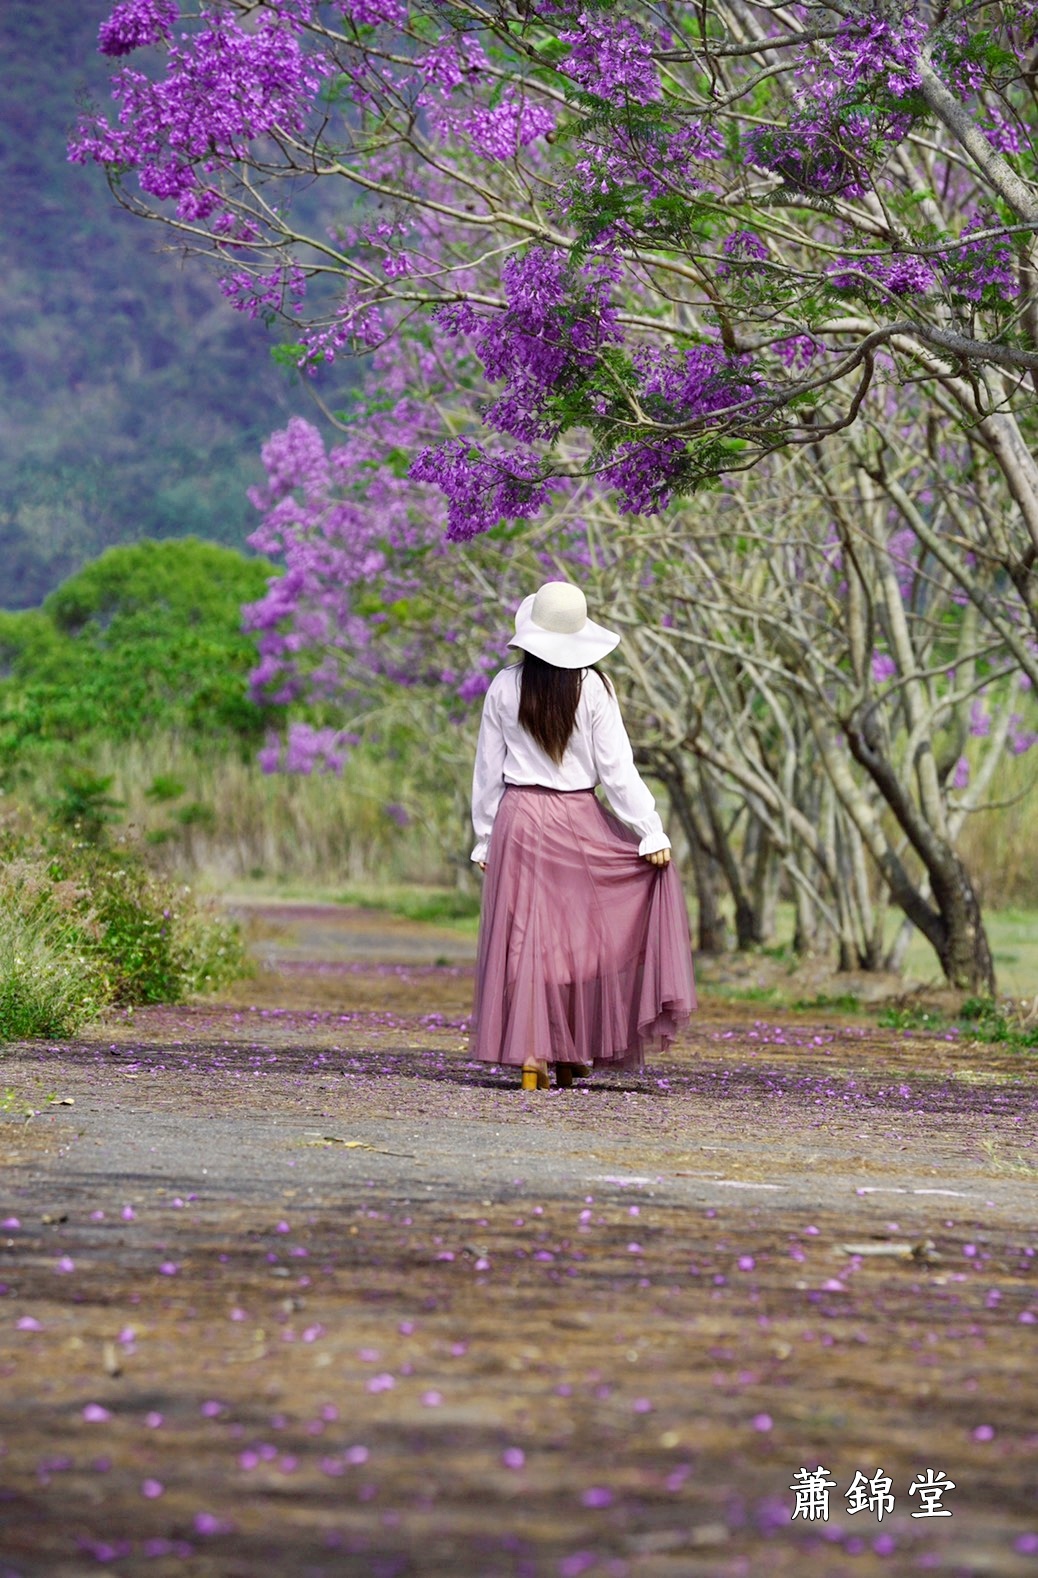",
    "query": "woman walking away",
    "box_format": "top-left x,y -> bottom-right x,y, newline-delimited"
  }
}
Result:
470,581 -> 696,1091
